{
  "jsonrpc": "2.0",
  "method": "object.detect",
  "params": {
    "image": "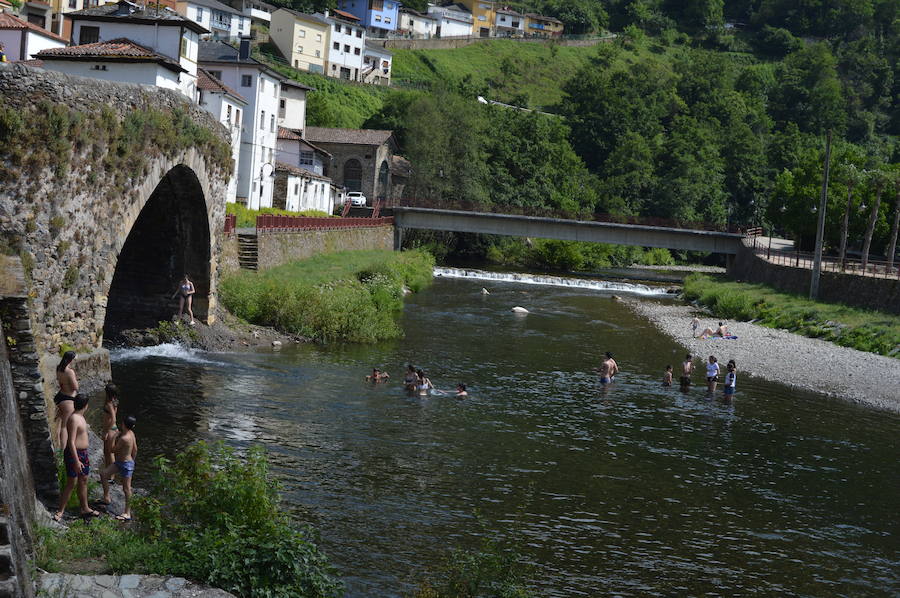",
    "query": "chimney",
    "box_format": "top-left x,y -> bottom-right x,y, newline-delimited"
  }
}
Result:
238,37 -> 251,60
